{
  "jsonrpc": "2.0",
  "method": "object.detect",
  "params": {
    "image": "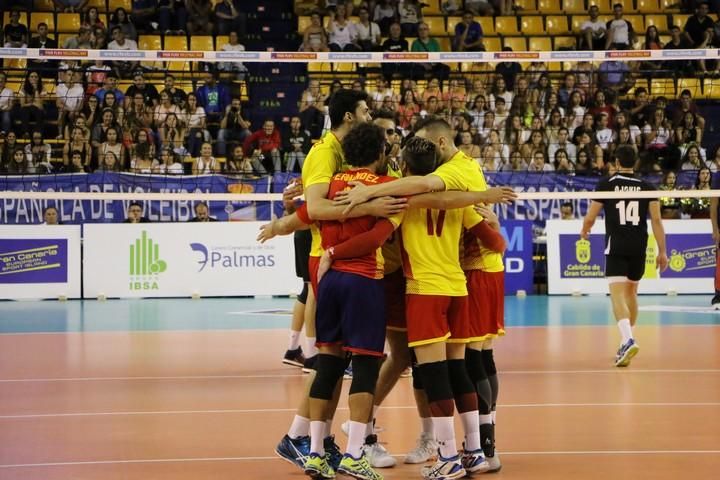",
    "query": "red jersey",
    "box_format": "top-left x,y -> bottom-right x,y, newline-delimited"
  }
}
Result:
321,168 -> 399,279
